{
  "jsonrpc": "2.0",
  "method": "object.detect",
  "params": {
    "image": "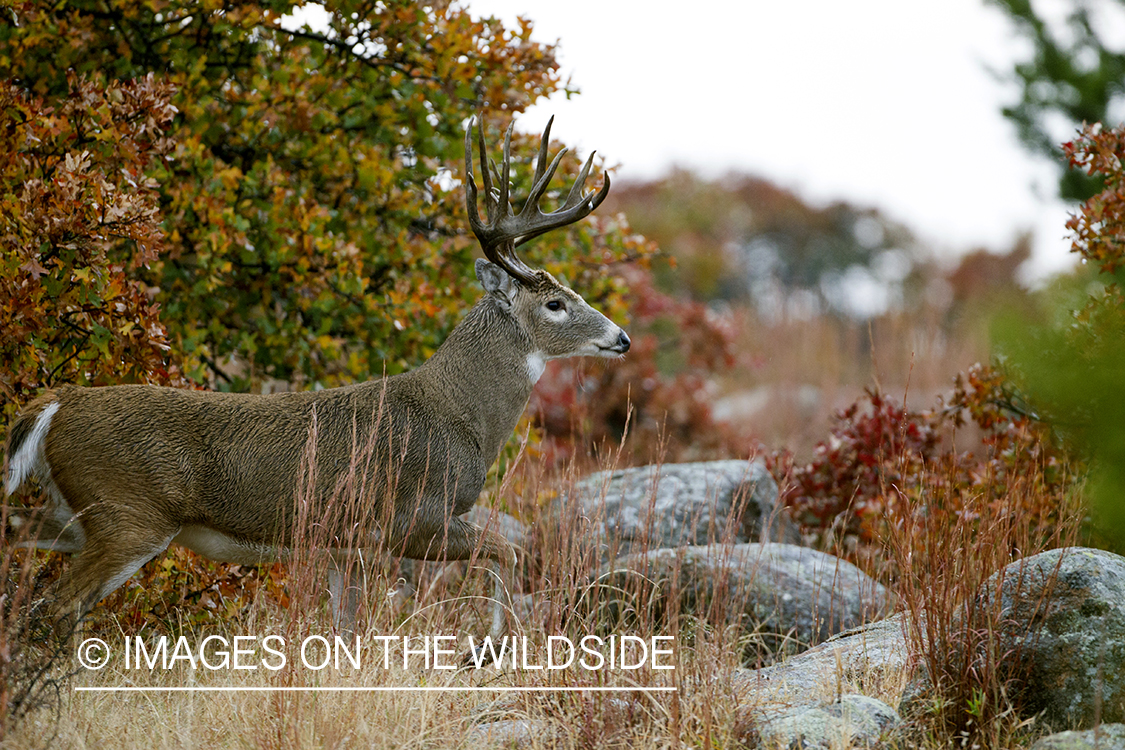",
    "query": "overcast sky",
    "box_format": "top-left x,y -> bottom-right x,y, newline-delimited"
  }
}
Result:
461,0 -> 1082,281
